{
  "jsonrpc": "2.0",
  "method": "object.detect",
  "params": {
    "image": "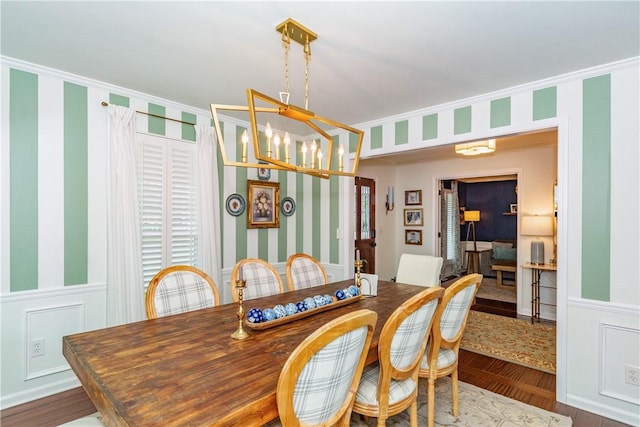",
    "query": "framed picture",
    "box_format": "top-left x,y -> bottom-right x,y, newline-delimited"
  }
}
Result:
404,208 -> 423,226
257,165 -> 271,181
248,180 -> 280,228
510,203 -> 518,214
405,229 -> 422,245
405,190 -> 422,205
